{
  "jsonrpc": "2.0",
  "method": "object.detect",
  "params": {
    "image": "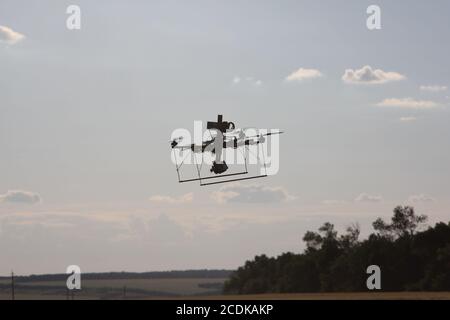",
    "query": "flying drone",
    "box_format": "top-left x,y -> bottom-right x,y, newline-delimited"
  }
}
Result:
170,115 -> 283,186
